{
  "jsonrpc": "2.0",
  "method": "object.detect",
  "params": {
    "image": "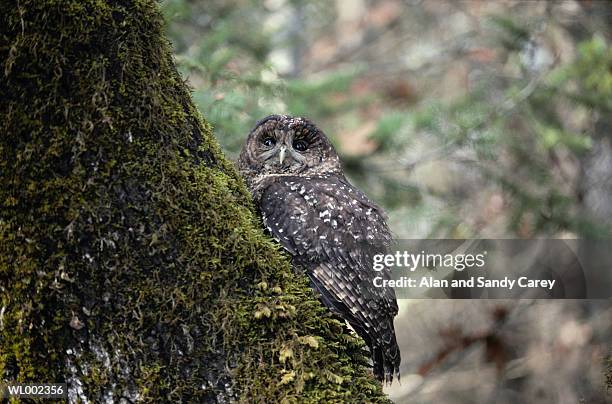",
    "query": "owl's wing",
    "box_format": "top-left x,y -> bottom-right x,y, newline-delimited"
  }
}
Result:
259,175 -> 400,380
